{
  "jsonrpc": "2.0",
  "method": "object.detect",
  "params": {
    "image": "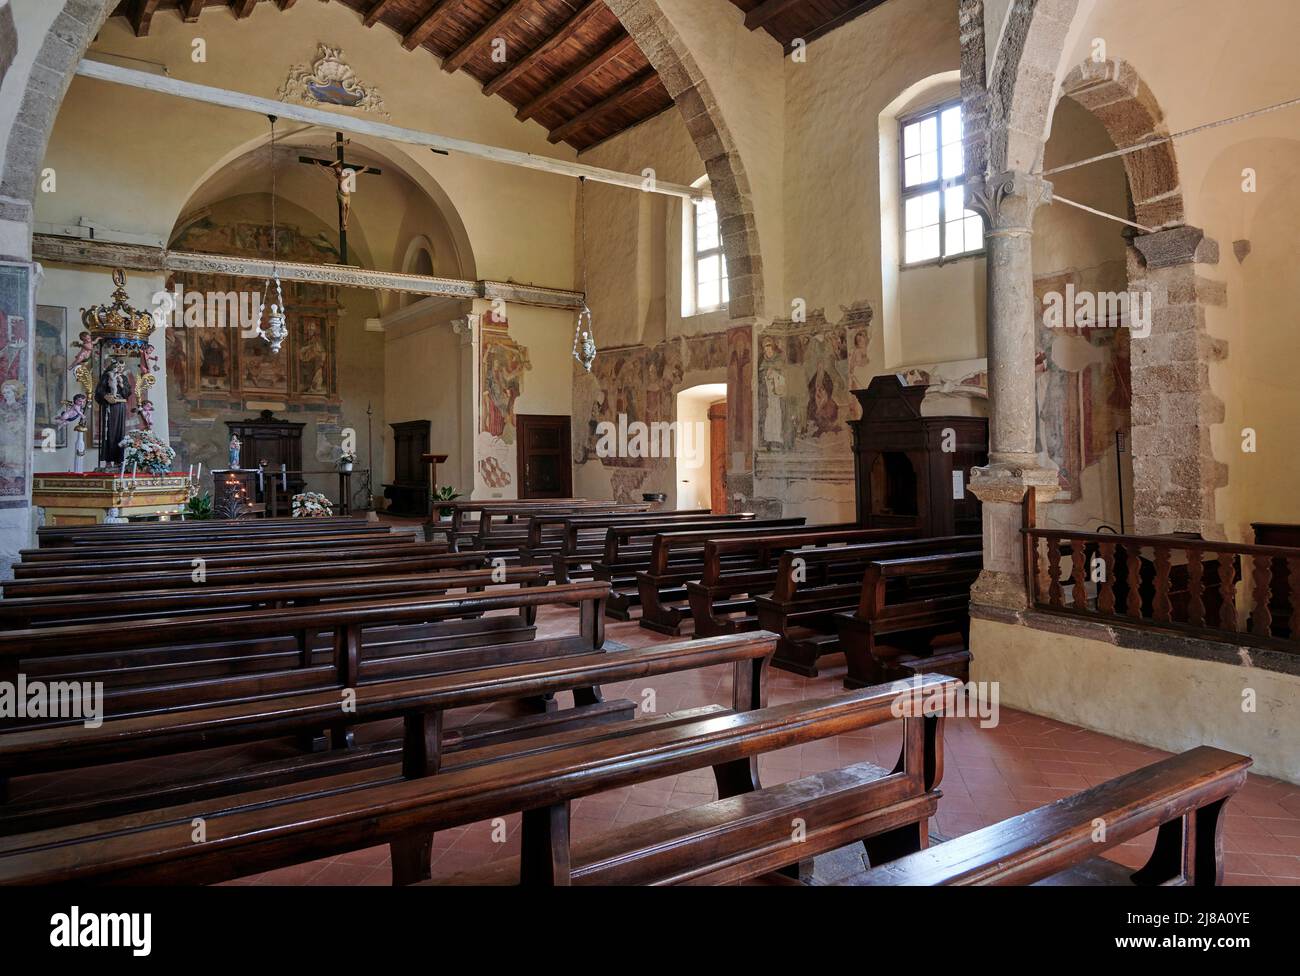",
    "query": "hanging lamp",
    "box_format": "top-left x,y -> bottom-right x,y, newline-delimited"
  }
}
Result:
254,114 -> 289,353
572,176 -> 597,372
